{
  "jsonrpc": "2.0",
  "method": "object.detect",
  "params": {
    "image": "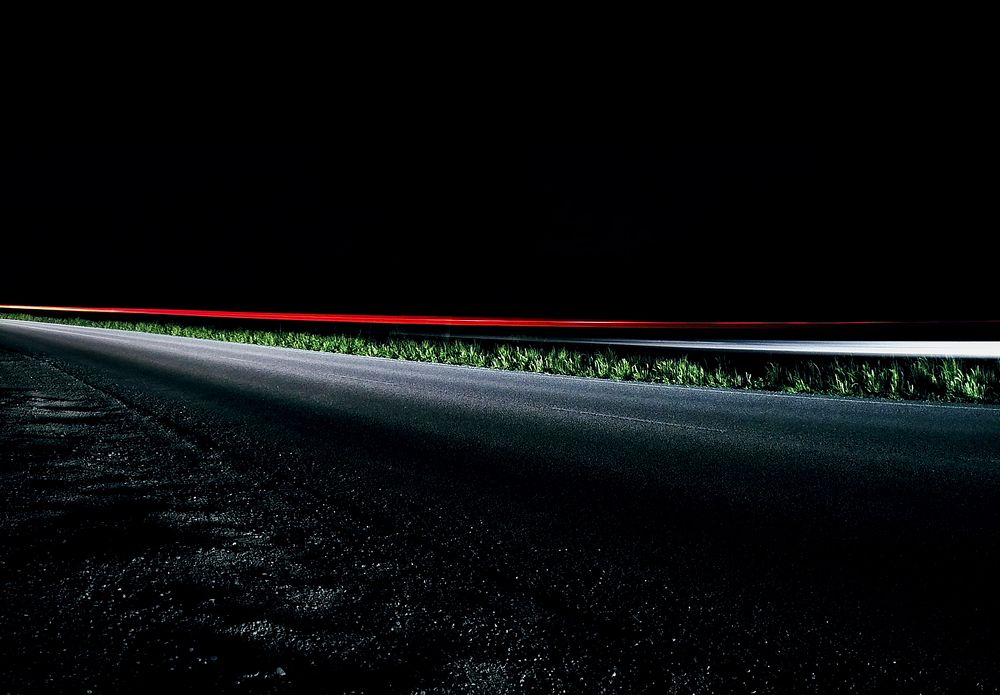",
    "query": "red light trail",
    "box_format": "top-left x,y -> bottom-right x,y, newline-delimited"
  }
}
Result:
0,305 -> 994,330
